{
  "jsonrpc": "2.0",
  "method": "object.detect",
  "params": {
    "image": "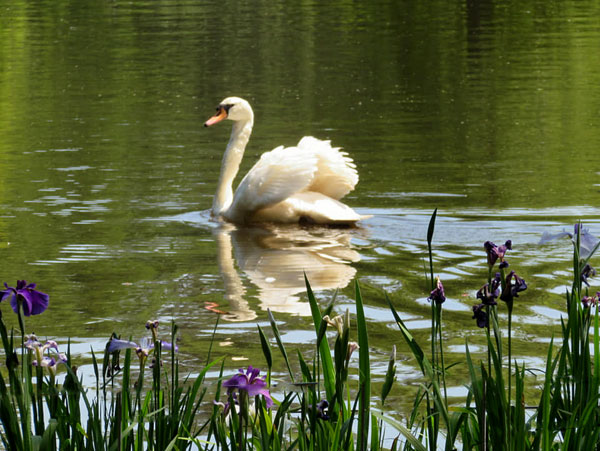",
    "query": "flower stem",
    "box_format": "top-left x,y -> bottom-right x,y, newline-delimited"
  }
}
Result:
507,303 -> 513,444
438,305 -> 448,406
17,299 -> 25,380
